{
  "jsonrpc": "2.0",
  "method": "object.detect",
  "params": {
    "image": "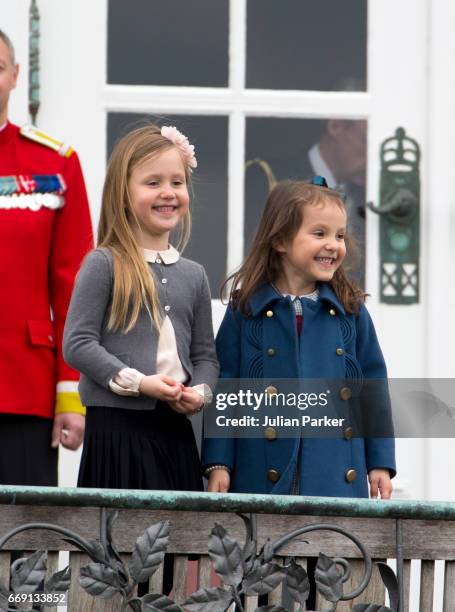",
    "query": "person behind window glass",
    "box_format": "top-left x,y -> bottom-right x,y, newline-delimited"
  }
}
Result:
304,119 -> 367,285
